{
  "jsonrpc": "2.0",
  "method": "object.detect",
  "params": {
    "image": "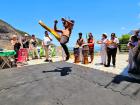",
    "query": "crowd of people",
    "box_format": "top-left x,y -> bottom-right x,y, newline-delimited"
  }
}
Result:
9,18 -> 140,74
10,31 -> 53,66
75,32 -> 119,68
